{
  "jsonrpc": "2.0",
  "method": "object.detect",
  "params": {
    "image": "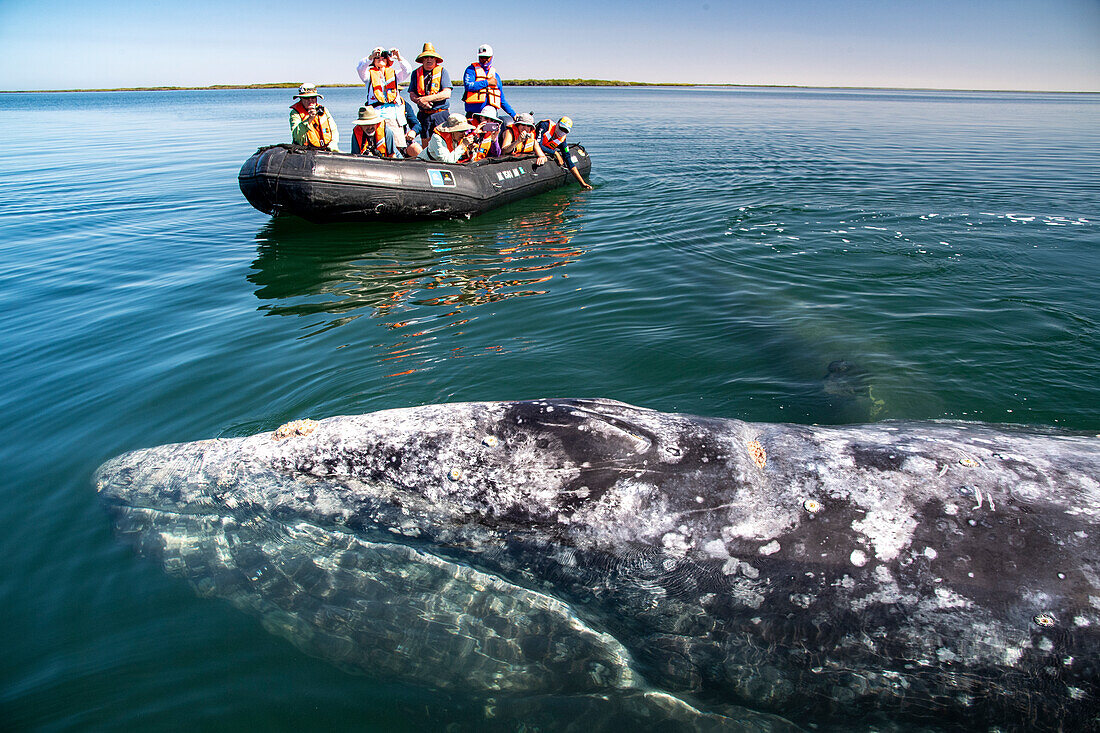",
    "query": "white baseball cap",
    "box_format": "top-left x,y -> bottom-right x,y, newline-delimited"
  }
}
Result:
477,43 -> 493,57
